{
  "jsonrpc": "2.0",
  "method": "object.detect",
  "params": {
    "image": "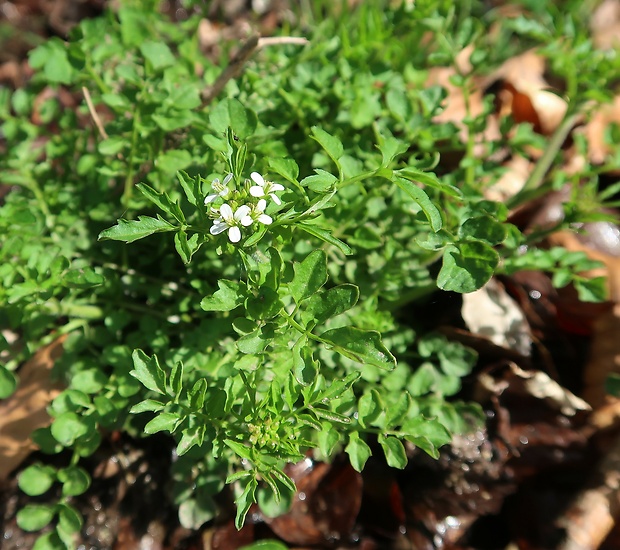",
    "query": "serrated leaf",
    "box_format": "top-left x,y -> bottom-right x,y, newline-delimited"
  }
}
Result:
98,215 -> 176,243
130,350 -> 166,394
320,326 -> 396,370
300,169 -> 338,193
136,183 -> 185,223
177,170 -> 202,207
168,361 -> 184,397
144,412 -> 180,434
235,477 -> 258,529
267,157 -> 300,185
311,126 -> 344,167
224,439 -> 253,461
